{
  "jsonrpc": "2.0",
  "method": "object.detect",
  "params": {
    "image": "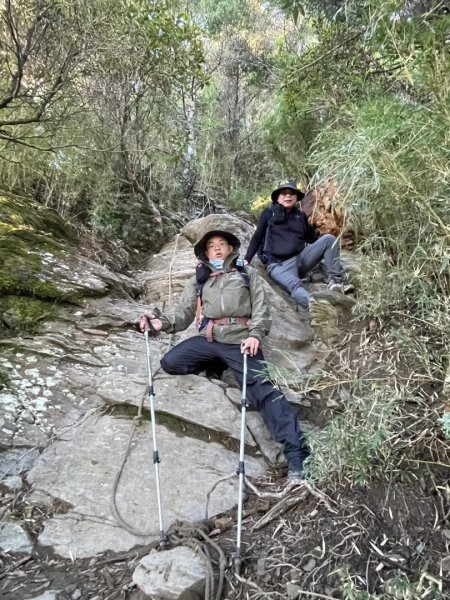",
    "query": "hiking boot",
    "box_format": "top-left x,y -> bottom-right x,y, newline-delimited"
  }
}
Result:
287,466 -> 305,484
204,368 -> 223,381
327,279 -> 355,294
343,282 -> 355,294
